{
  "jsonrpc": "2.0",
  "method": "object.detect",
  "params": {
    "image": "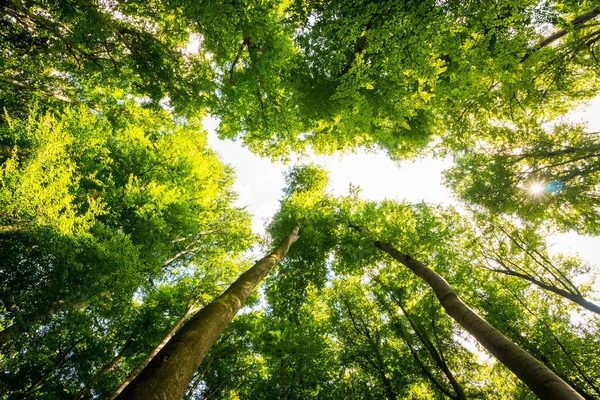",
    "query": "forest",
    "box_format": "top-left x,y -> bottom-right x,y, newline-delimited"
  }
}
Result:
0,0 -> 599,399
